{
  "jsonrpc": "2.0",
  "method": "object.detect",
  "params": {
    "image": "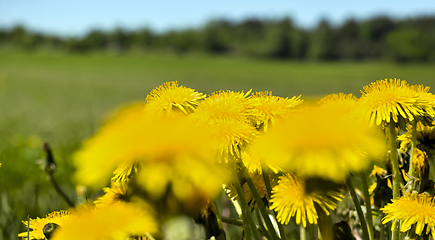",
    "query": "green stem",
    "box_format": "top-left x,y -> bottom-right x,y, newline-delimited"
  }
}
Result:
212,201 -> 224,230
262,166 -> 287,240
428,152 -> 435,180
255,208 -> 273,240
346,176 -> 370,240
241,166 -> 280,240
221,215 -> 267,236
300,225 -> 306,240
241,211 -> 252,240
360,171 -> 375,240
388,121 -> 400,240
234,176 -> 262,240
221,216 -> 244,227
409,121 -> 417,177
